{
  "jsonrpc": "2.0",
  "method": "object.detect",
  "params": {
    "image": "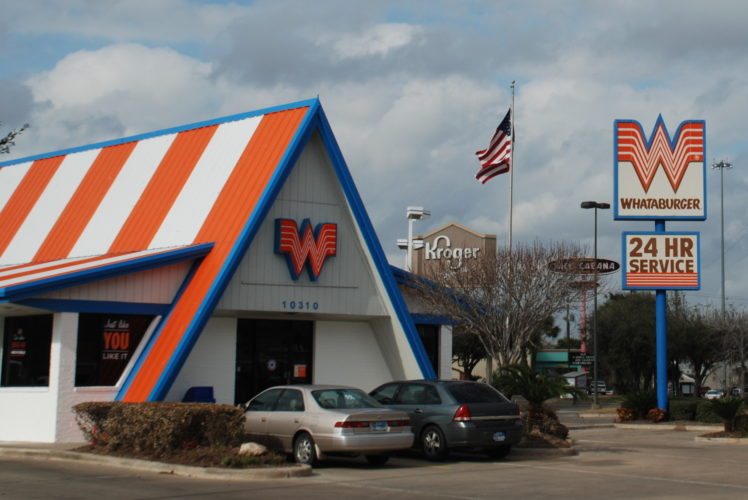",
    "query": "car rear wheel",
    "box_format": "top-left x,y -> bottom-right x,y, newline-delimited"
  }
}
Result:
293,432 -> 318,466
486,445 -> 511,460
421,425 -> 448,461
364,454 -> 389,466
